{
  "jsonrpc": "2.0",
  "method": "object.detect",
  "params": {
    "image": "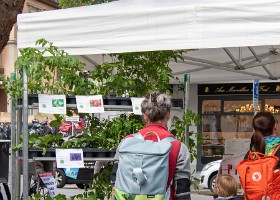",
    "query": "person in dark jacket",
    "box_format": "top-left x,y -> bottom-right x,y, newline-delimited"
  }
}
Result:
214,174 -> 240,200
110,92 -> 191,200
